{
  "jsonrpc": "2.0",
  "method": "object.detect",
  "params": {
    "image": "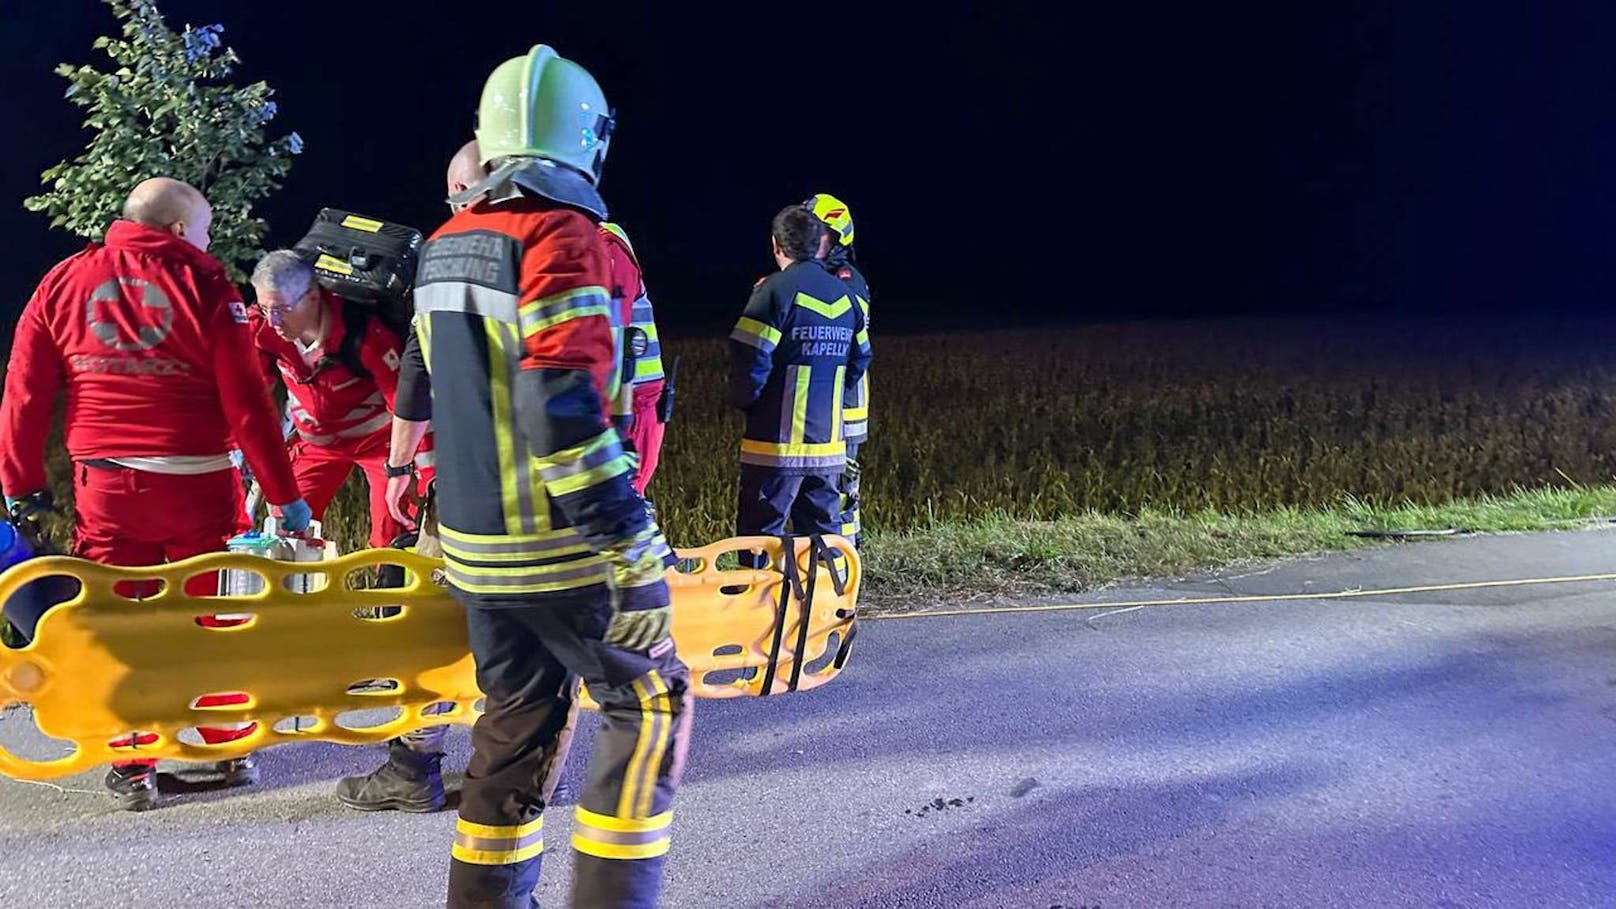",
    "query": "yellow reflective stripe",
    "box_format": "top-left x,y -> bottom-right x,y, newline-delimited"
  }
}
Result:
440,540 -> 593,563
636,322 -> 659,342
791,292 -> 852,319
739,439 -> 846,457
618,675 -> 656,818
635,671 -> 671,818
789,368 -> 811,444
416,318 -> 433,366
546,455 -> 631,498
843,405 -> 870,421
600,221 -> 635,256
518,286 -> 611,337
452,816 -> 545,866
574,807 -> 673,834
453,839 -> 545,866
730,317 -> 781,350
485,322 -> 523,535
855,327 -> 870,347
446,556 -> 607,577
457,816 -> 543,839
438,526 -> 579,547
830,366 -> 845,441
